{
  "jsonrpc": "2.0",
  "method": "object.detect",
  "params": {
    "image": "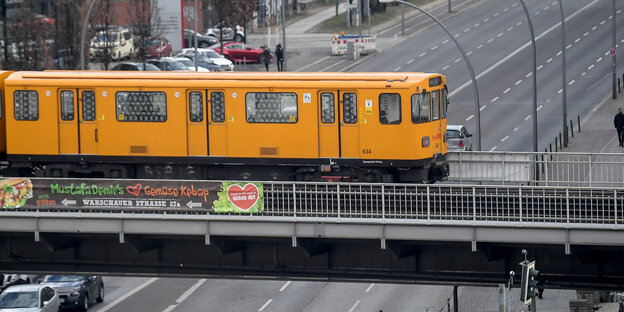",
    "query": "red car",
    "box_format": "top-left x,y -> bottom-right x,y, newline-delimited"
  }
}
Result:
211,42 -> 272,63
136,37 -> 171,59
